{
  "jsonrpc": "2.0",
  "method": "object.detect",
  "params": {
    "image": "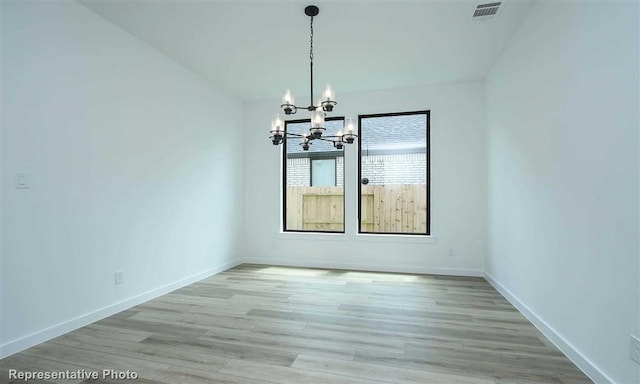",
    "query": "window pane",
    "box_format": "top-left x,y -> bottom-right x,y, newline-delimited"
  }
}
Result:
311,159 -> 336,186
359,112 -> 429,235
284,118 -> 344,232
